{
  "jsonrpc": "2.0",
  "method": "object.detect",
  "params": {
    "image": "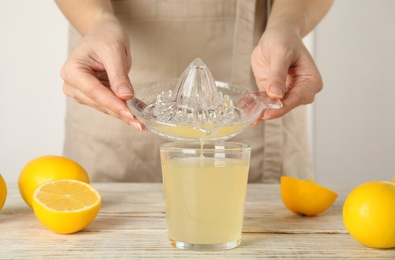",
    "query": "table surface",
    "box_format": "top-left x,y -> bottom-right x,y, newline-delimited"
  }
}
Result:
0,183 -> 394,259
